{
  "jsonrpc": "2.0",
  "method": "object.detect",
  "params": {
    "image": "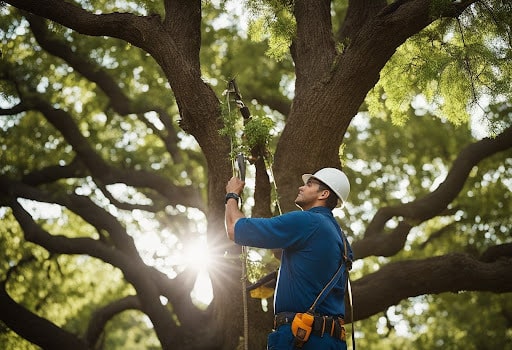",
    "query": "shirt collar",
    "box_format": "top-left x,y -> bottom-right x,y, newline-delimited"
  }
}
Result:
307,206 -> 333,215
